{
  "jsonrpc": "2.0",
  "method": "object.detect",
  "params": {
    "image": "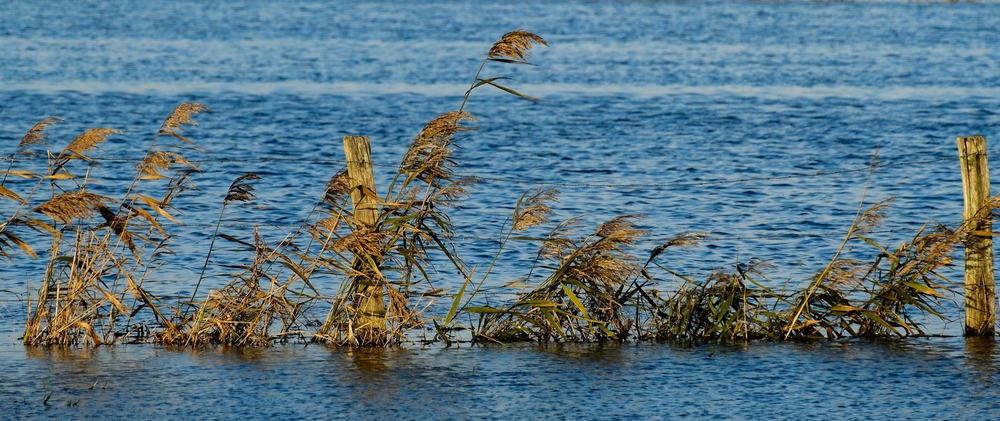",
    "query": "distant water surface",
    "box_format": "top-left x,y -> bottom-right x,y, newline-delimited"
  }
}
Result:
1,1 -> 999,418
